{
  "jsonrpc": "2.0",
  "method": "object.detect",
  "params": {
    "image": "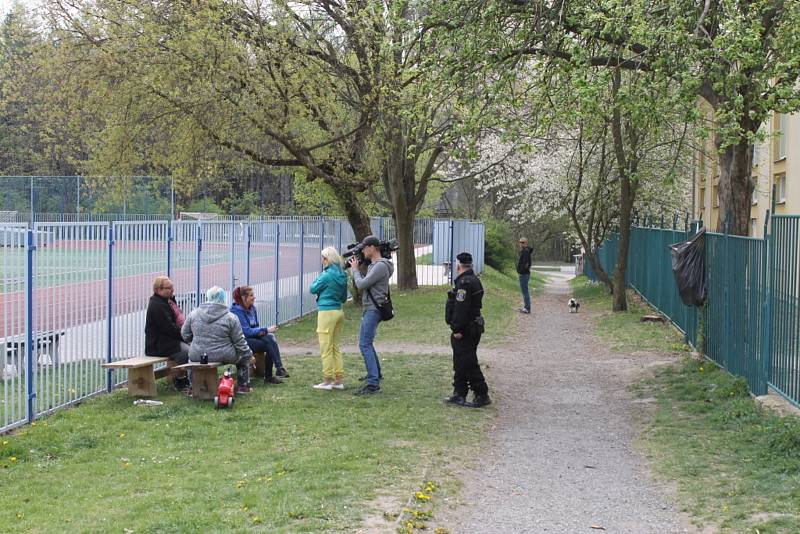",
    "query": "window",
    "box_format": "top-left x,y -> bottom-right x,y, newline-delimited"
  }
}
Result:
753,141 -> 760,167
700,187 -> 706,208
751,218 -> 758,237
752,185 -> 758,205
776,174 -> 786,203
699,152 -> 706,182
776,113 -> 786,160
713,185 -> 719,207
